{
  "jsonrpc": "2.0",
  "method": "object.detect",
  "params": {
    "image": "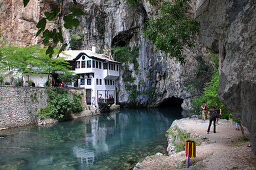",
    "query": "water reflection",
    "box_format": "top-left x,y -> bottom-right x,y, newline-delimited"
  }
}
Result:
0,108 -> 181,169
73,108 -> 181,168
